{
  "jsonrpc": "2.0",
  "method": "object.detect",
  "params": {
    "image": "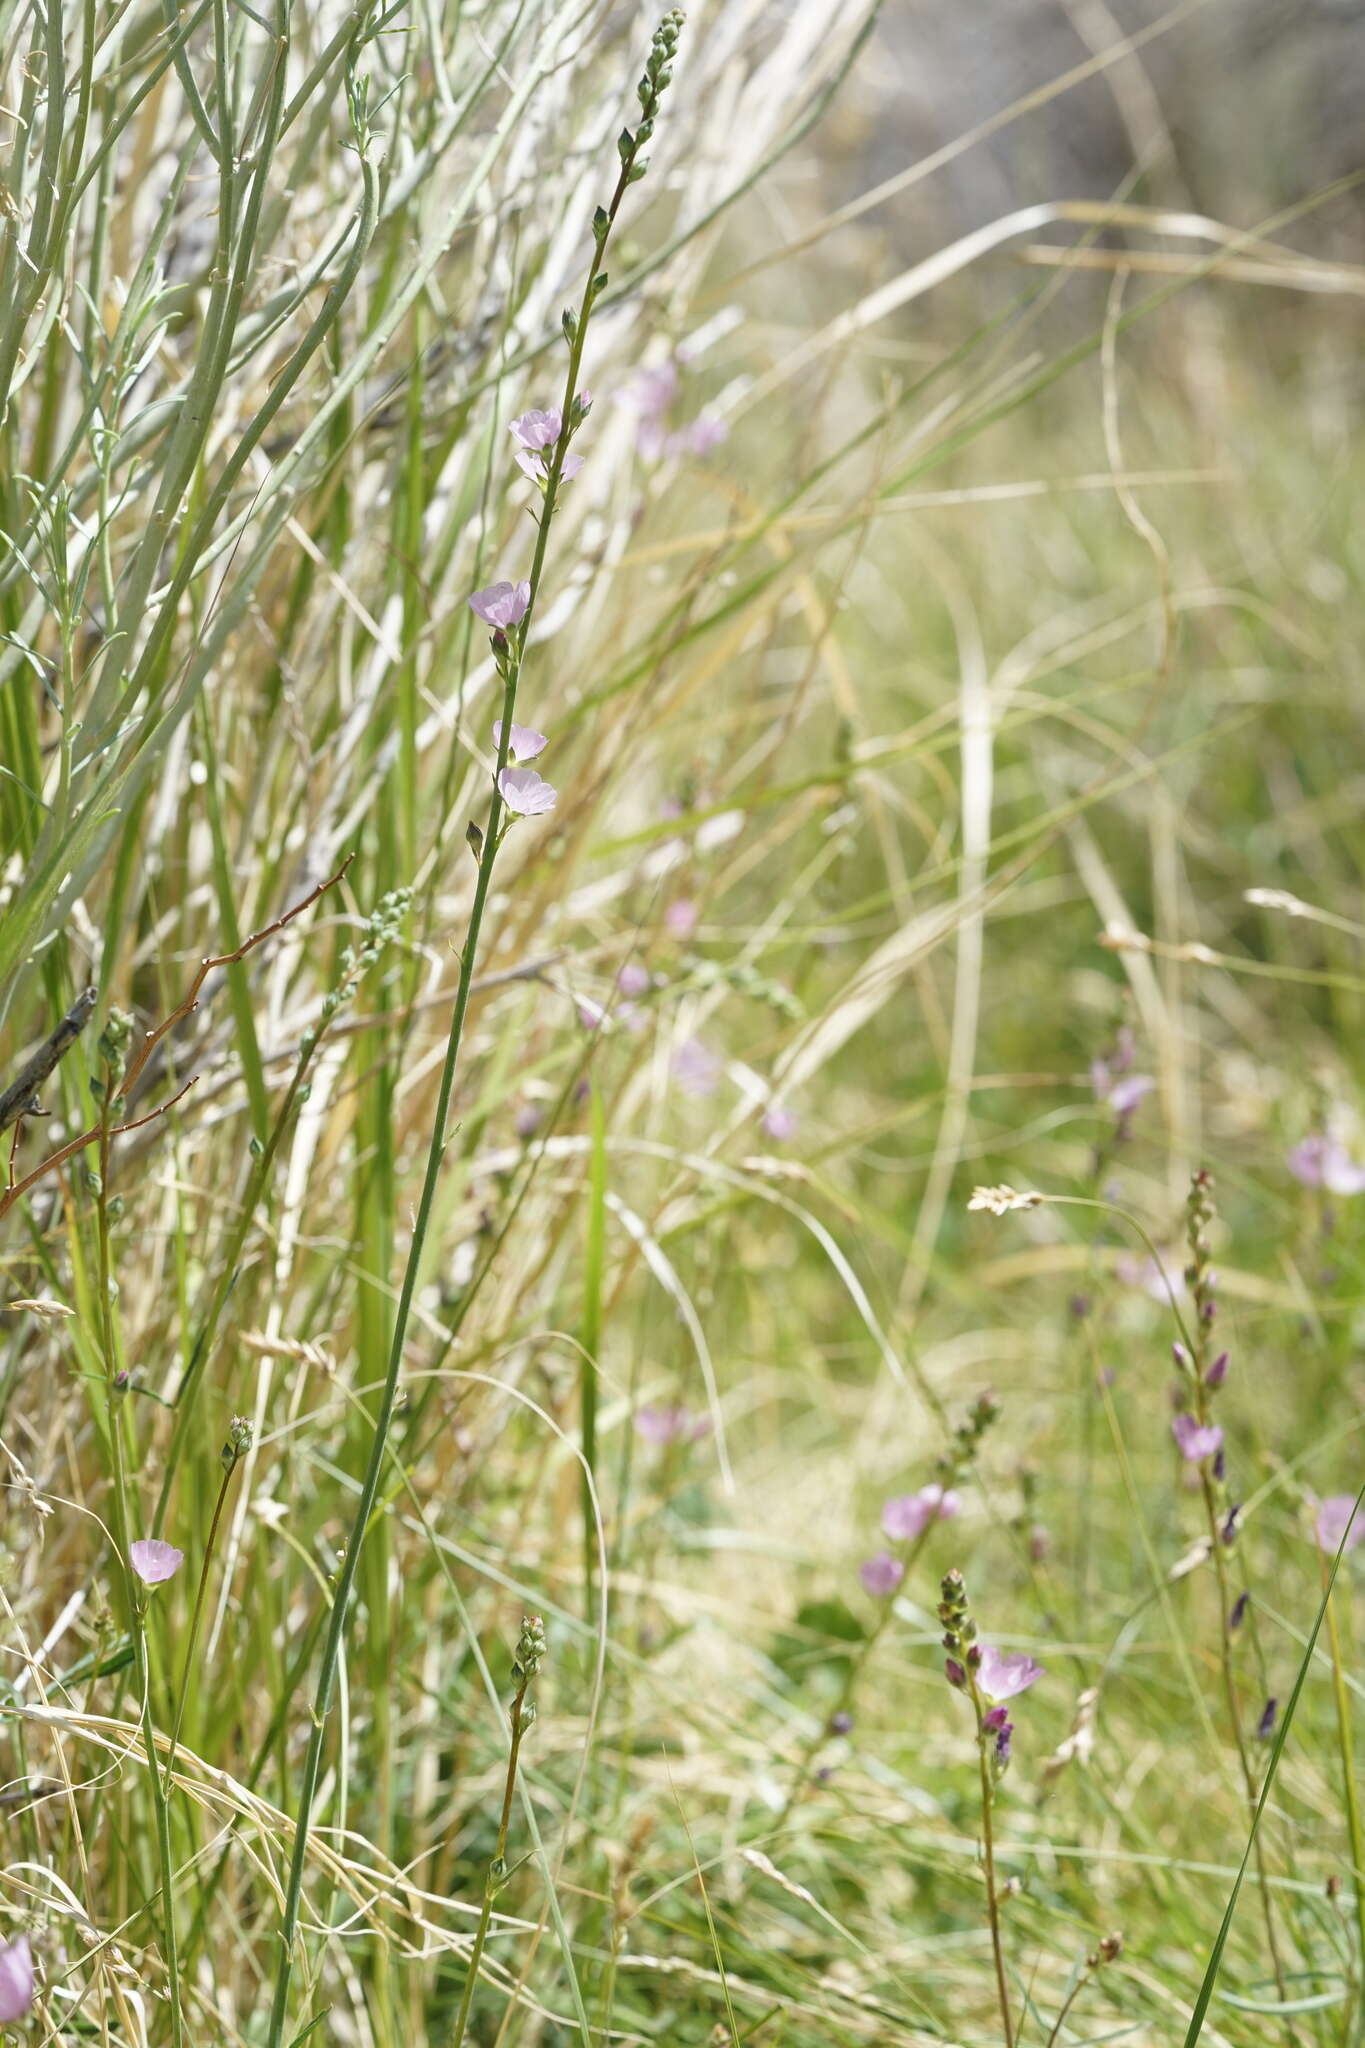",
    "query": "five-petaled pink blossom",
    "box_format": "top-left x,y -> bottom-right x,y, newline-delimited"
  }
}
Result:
976,1646 -> 1044,1701
493,719 -> 547,763
762,1103 -> 798,1142
509,407 -> 584,483
0,1935 -> 34,2023
1315,1494 -> 1365,1556
859,1552 -> 904,1597
469,580 -> 531,629
1287,1134 -> 1365,1196
498,767 -> 557,817
634,1403 -> 711,1447
130,1538 -> 183,1585
1172,1415 -> 1223,1463
881,1484 -> 960,1543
